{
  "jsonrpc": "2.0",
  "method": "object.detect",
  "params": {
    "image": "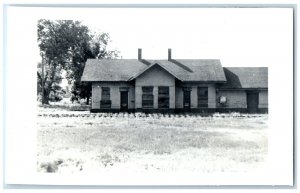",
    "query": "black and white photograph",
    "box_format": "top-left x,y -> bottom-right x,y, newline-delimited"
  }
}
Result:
37,31 -> 268,173
2,2 -> 295,188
